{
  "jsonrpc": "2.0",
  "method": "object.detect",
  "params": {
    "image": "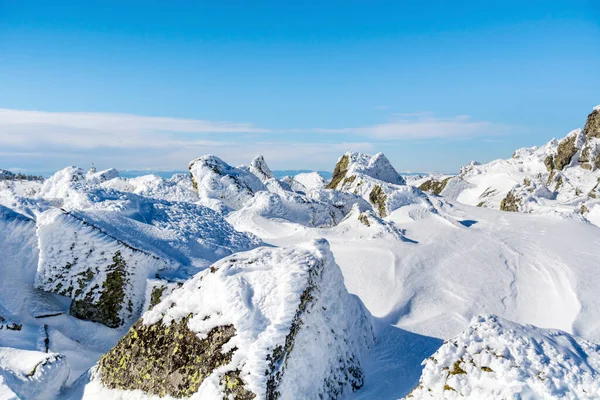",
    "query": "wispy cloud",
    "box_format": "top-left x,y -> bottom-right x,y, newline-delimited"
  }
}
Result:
0,108 -> 509,170
314,114 -> 507,139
